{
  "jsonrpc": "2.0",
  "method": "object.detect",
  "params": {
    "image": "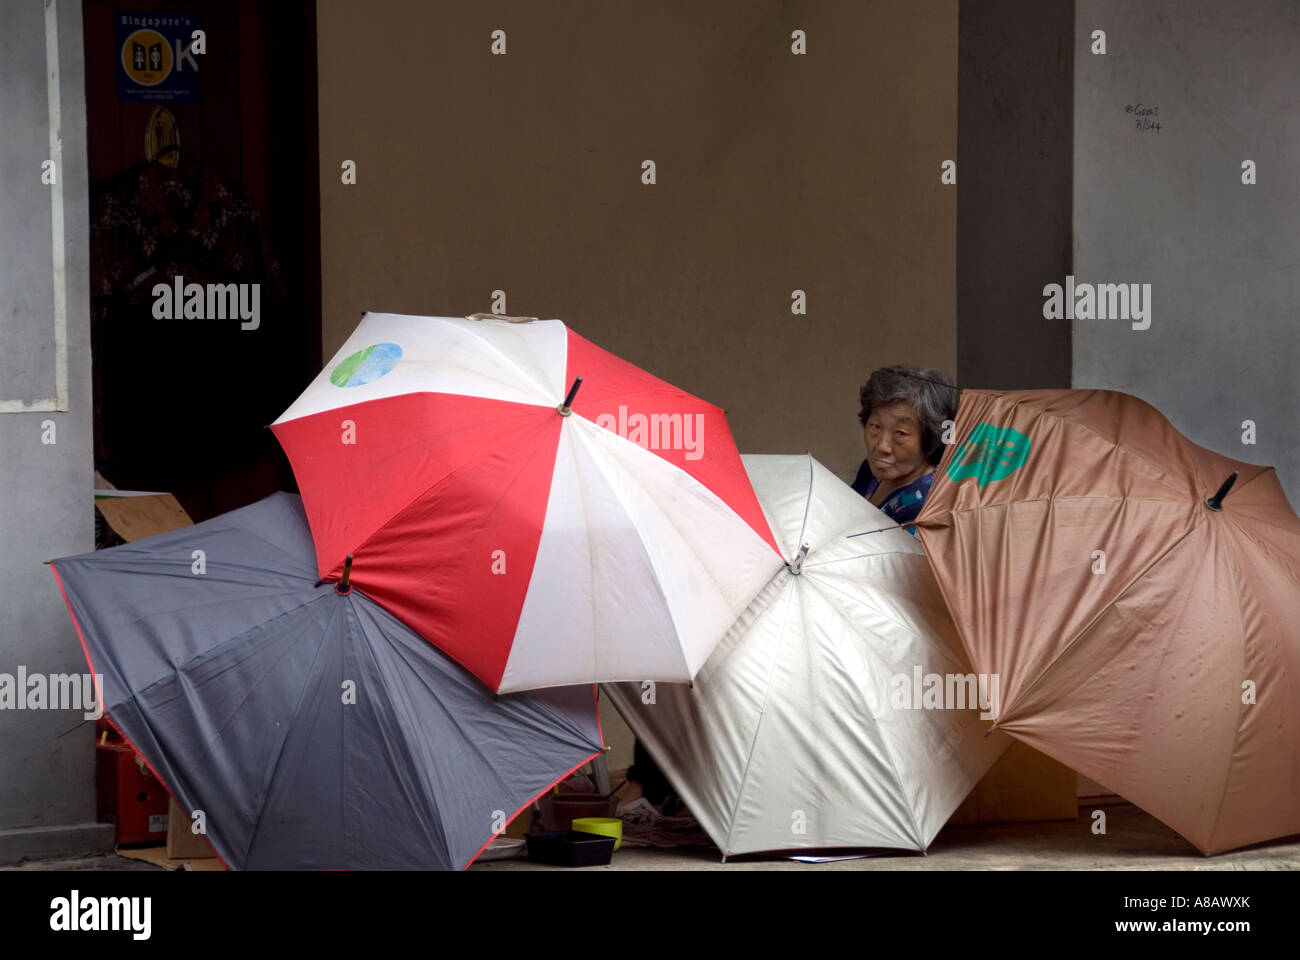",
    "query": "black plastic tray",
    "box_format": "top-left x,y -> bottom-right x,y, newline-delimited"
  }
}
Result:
525,829 -> 617,867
